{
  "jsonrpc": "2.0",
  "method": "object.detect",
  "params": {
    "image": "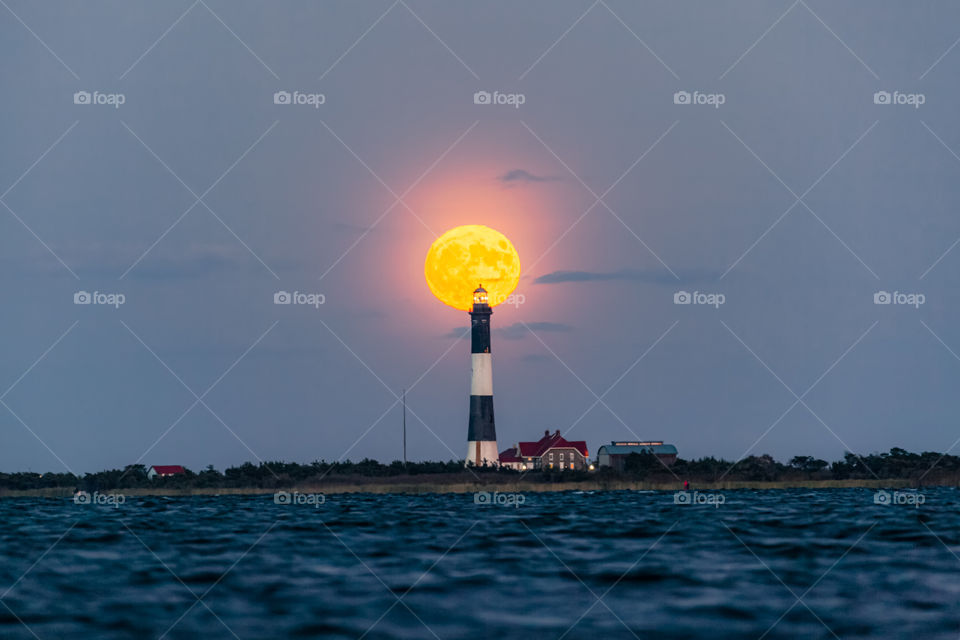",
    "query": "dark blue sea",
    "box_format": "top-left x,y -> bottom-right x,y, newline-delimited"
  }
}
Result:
0,488 -> 957,639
